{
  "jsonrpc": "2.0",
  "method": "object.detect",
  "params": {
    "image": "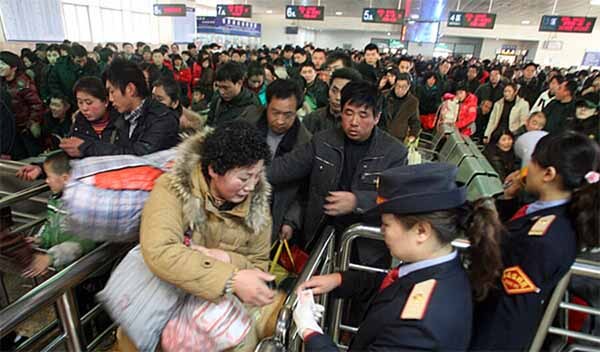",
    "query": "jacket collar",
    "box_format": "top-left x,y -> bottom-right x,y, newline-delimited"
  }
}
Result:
167,129 -> 271,233
375,255 -> 463,304
506,203 -> 569,234
256,111 -> 301,156
325,127 -> 386,160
